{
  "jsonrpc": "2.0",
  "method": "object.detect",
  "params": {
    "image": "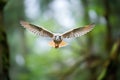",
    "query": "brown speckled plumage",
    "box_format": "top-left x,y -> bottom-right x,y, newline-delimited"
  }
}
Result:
20,21 -> 95,48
